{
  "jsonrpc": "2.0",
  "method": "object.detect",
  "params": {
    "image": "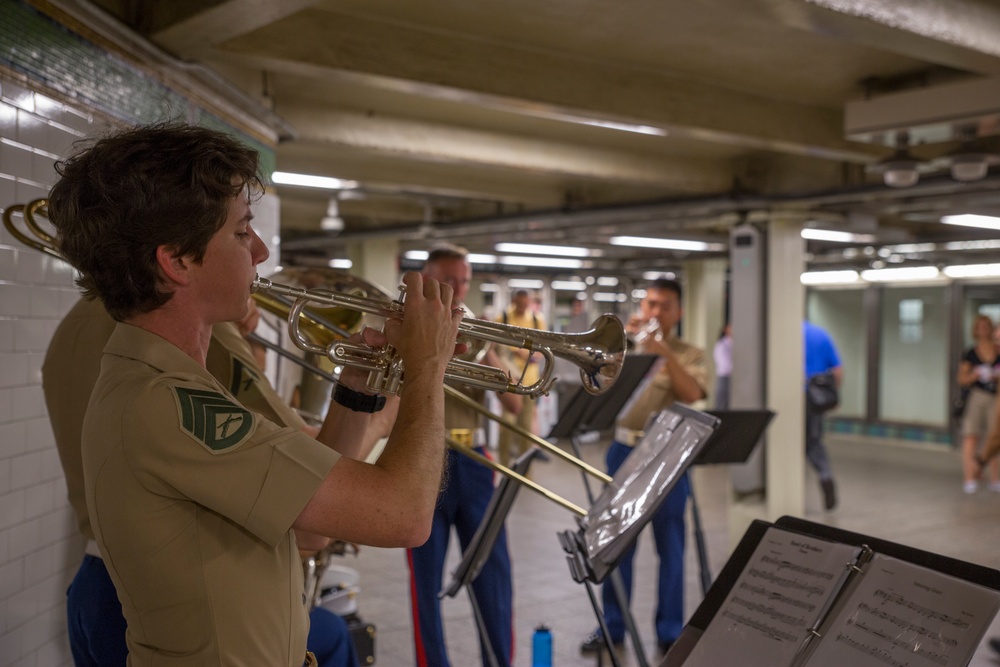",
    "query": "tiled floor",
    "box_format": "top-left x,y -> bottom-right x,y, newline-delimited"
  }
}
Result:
326,433 -> 1000,666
